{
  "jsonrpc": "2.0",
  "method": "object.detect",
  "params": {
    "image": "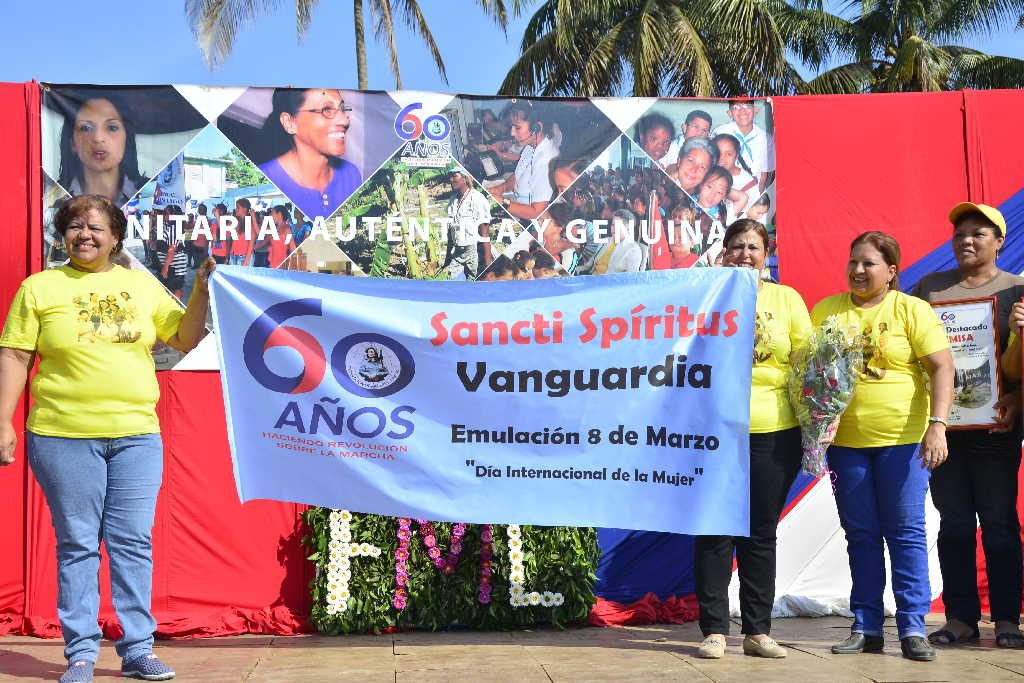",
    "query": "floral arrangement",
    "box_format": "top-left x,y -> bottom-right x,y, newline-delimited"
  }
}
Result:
304,508 -> 598,633
788,315 -> 863,476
